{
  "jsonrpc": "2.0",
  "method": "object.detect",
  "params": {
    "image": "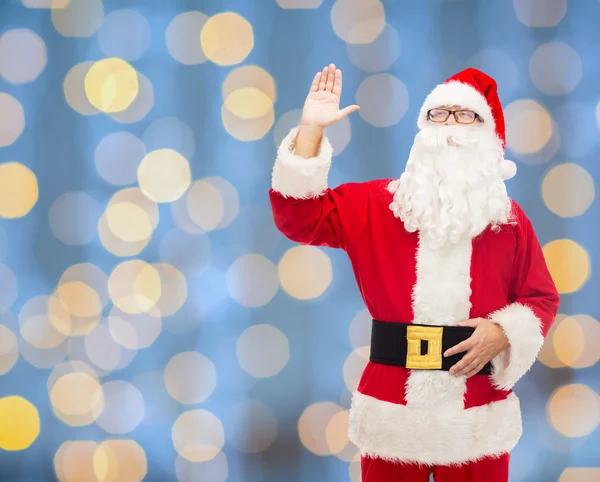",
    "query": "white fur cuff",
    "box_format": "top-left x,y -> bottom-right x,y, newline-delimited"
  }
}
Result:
489,303 -> 545,391
271,127 -> 332,199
